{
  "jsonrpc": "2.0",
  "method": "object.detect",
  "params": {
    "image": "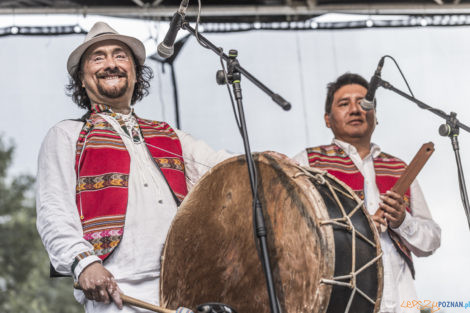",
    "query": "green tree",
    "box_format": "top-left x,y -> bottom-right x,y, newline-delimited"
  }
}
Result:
0,137 -> 83,313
